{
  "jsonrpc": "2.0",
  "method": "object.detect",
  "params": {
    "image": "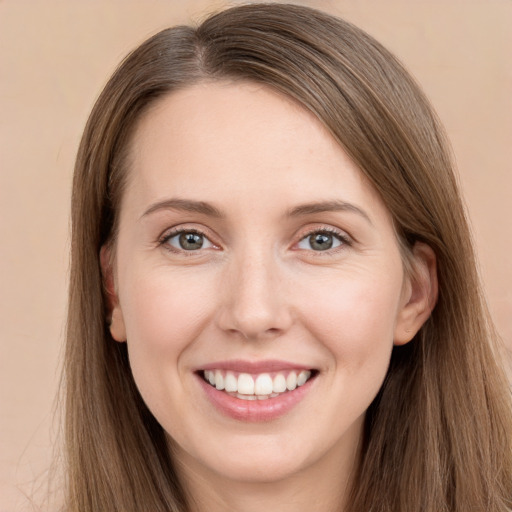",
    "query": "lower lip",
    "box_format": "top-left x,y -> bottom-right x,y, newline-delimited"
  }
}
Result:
197,374 -> 315,422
